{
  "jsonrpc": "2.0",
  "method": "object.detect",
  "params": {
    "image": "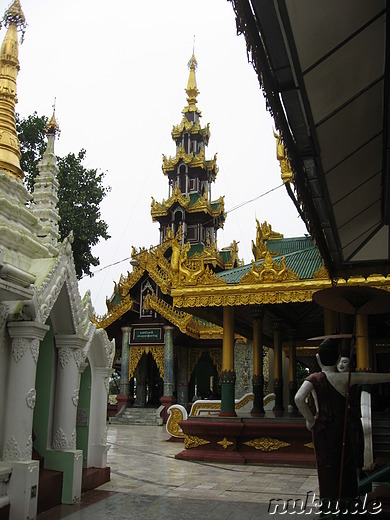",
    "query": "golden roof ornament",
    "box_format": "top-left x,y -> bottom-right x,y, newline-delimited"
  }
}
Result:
1,0 -> 27,41
274,130 -> 293,184
0,0 -> 27,180
252,220 -> 283,261
183,52 -> 201,116
46,101 -> 61,136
